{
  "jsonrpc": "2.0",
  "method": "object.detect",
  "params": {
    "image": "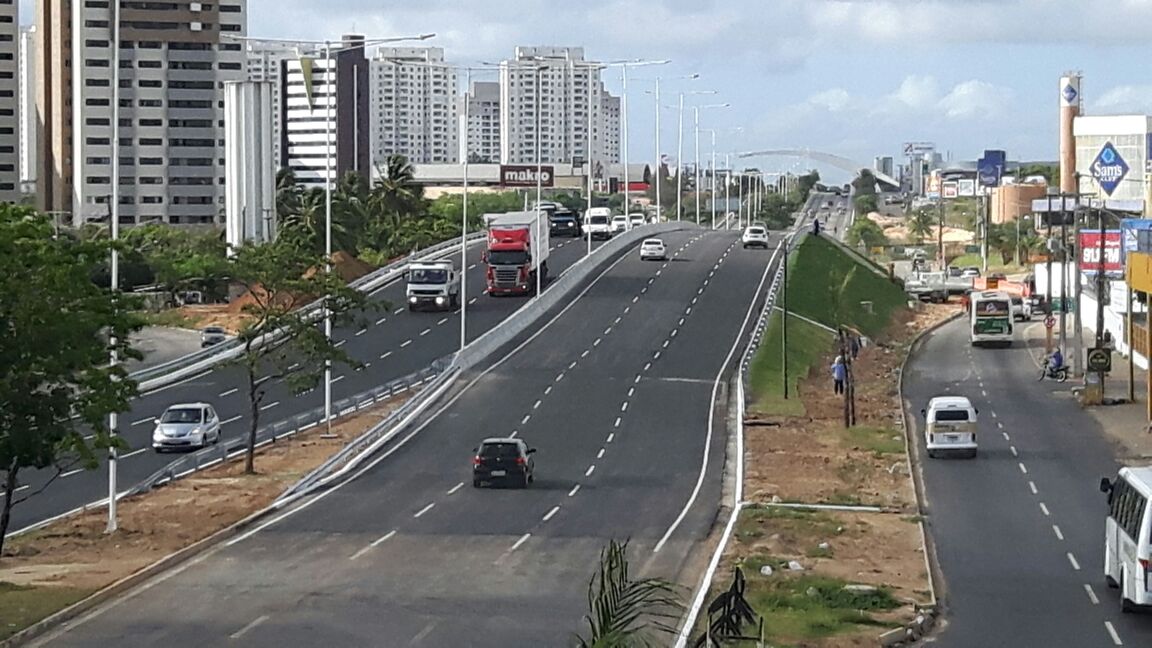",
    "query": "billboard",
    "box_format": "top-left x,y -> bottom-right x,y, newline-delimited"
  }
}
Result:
1079,229 -> 1123,277
942,181 -> 958,199
1121,218 -> 1152,258
500,165 -> 555,188
977,150 -> 1006,188
1090,142 -> 1129,196
902,141 -> 935,156
925,172 -> 941,199
957,178 -> 976,197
